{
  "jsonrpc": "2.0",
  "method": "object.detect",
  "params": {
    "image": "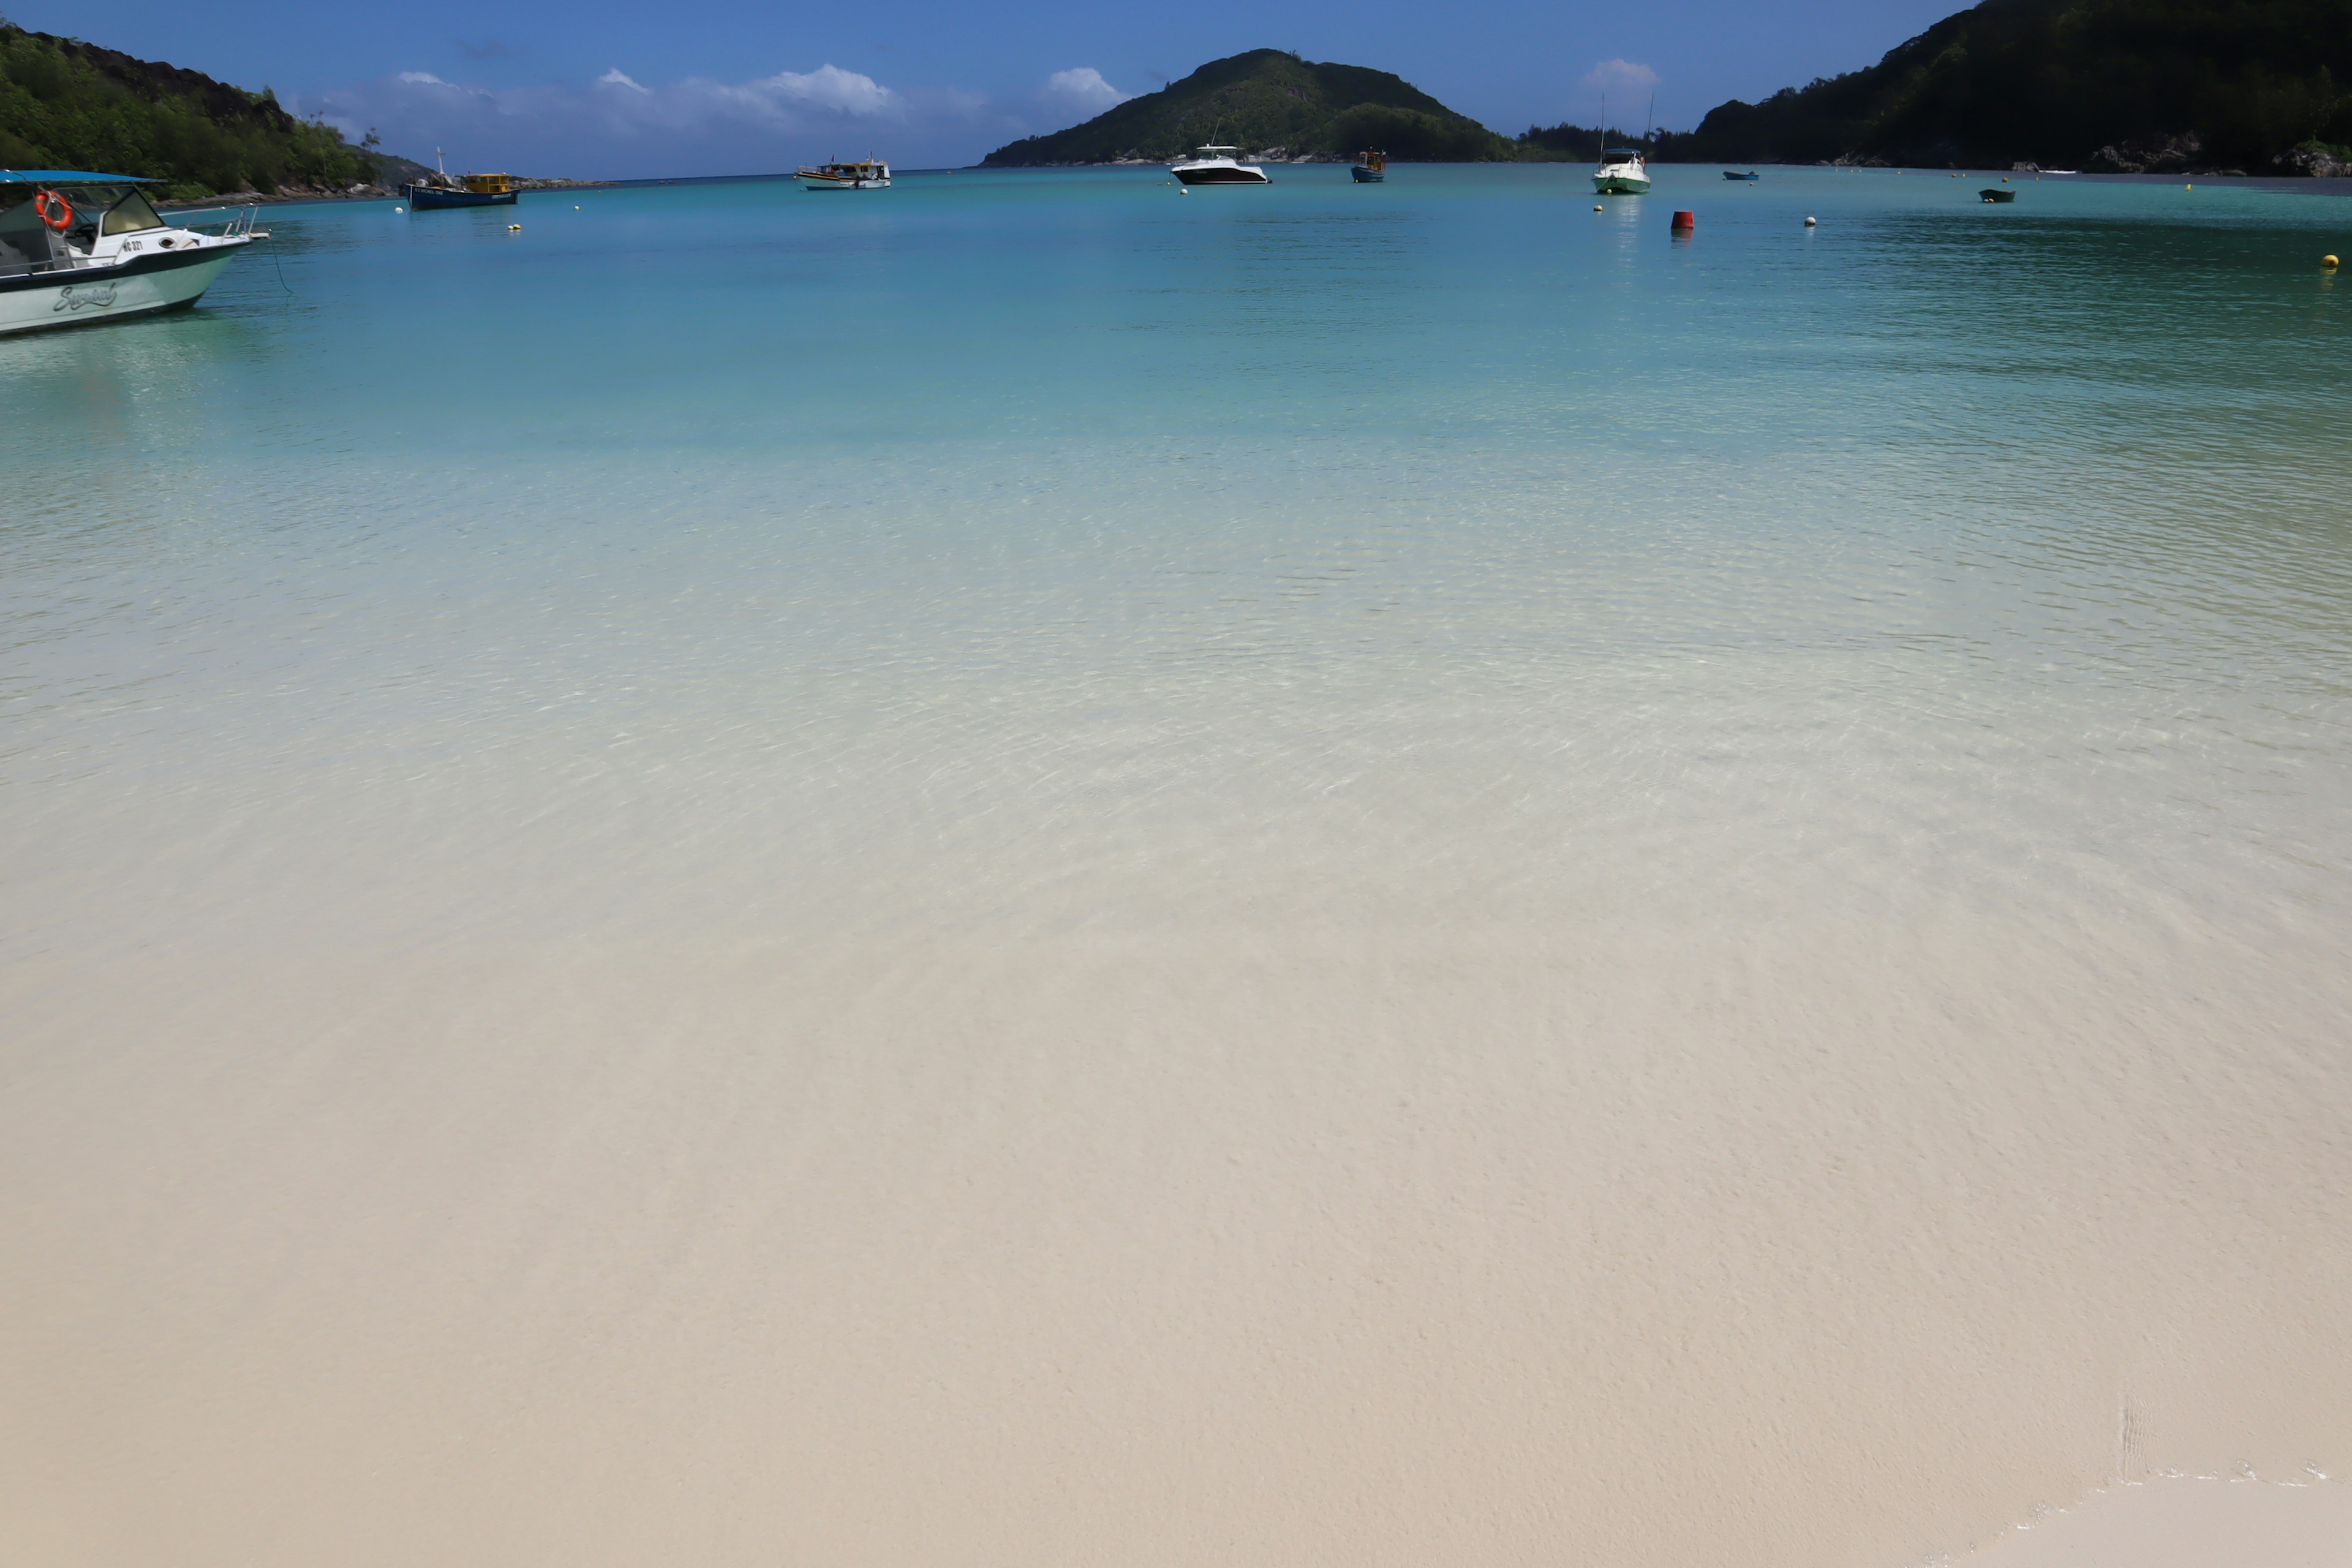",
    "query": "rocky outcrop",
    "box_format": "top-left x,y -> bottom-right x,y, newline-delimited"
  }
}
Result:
2272,141 -> 2352,175
2086,133 -> 2202,172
